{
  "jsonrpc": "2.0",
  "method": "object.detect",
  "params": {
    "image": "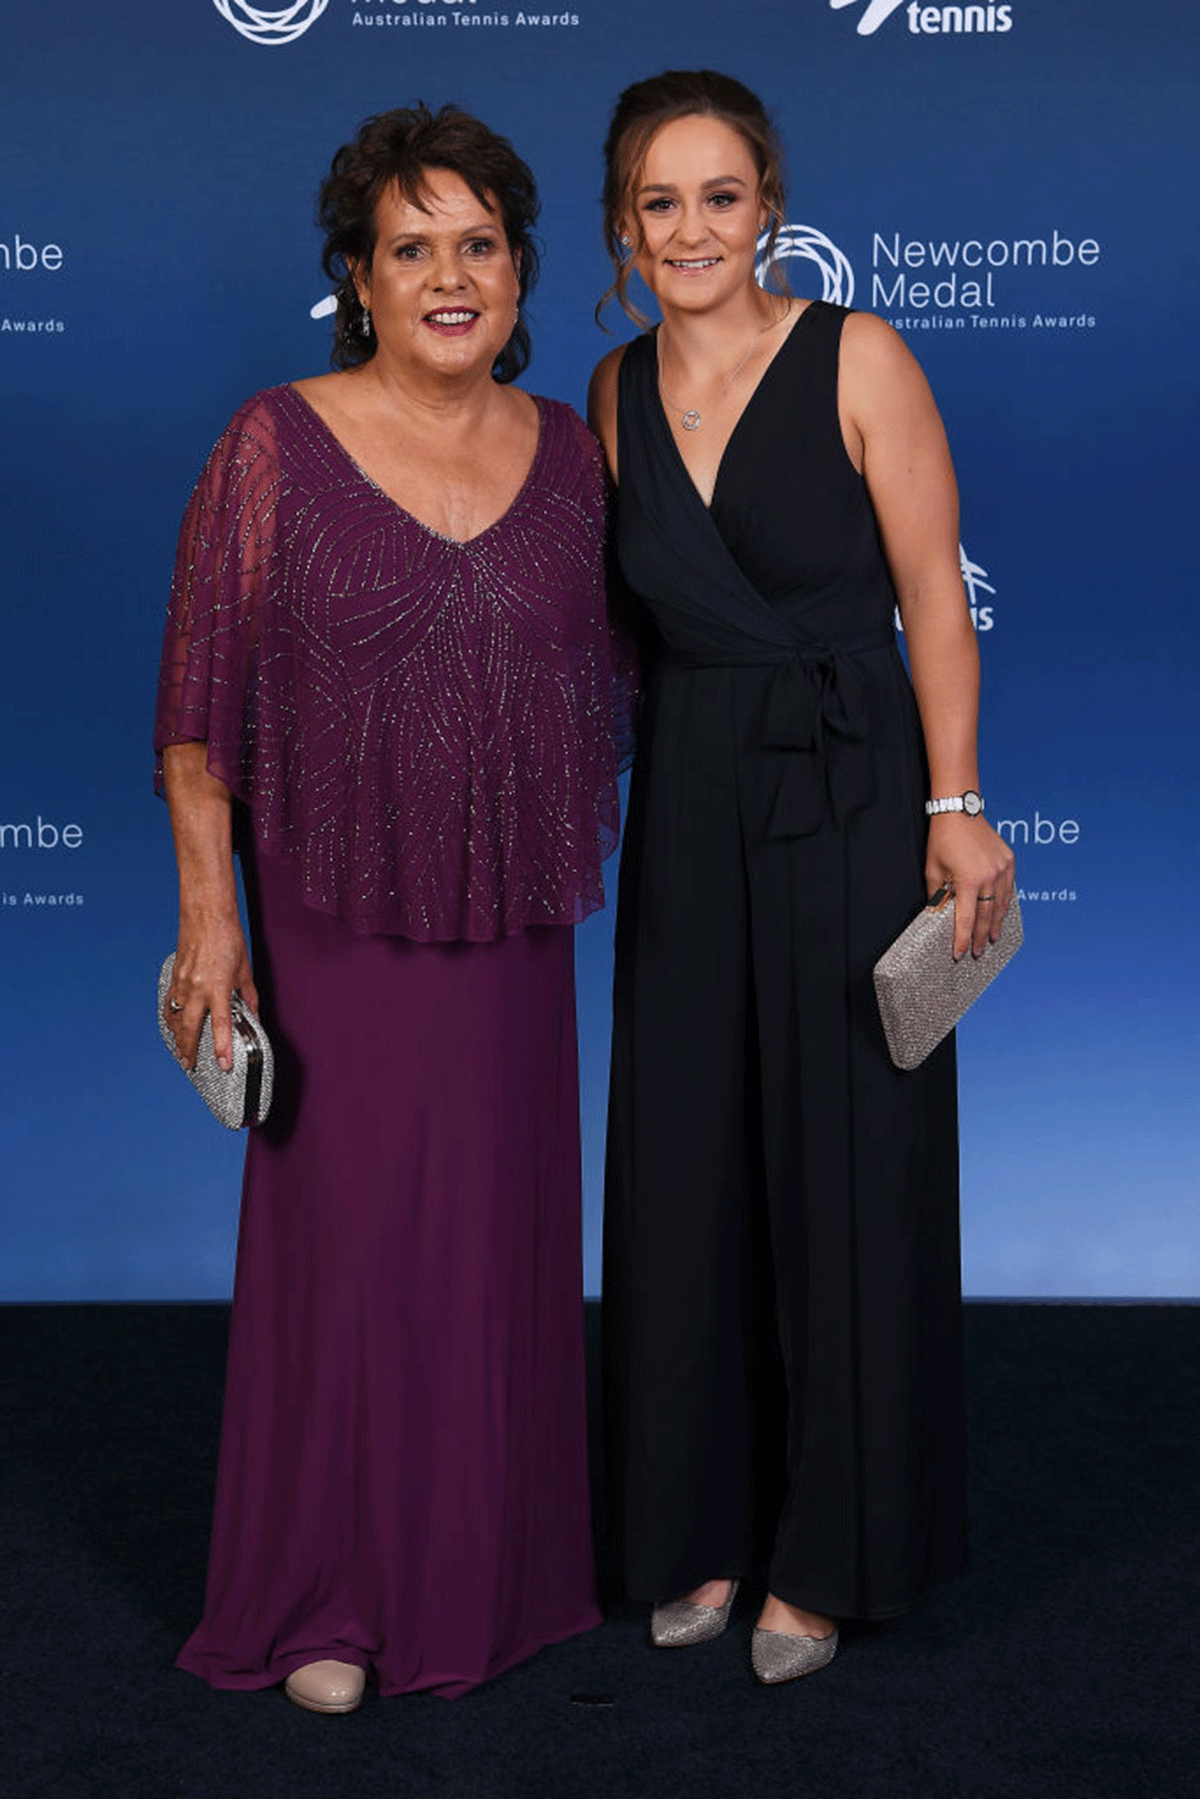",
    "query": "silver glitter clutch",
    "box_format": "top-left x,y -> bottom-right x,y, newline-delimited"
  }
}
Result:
157,953 -> 274,1129
873,887 -> 1024,1071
